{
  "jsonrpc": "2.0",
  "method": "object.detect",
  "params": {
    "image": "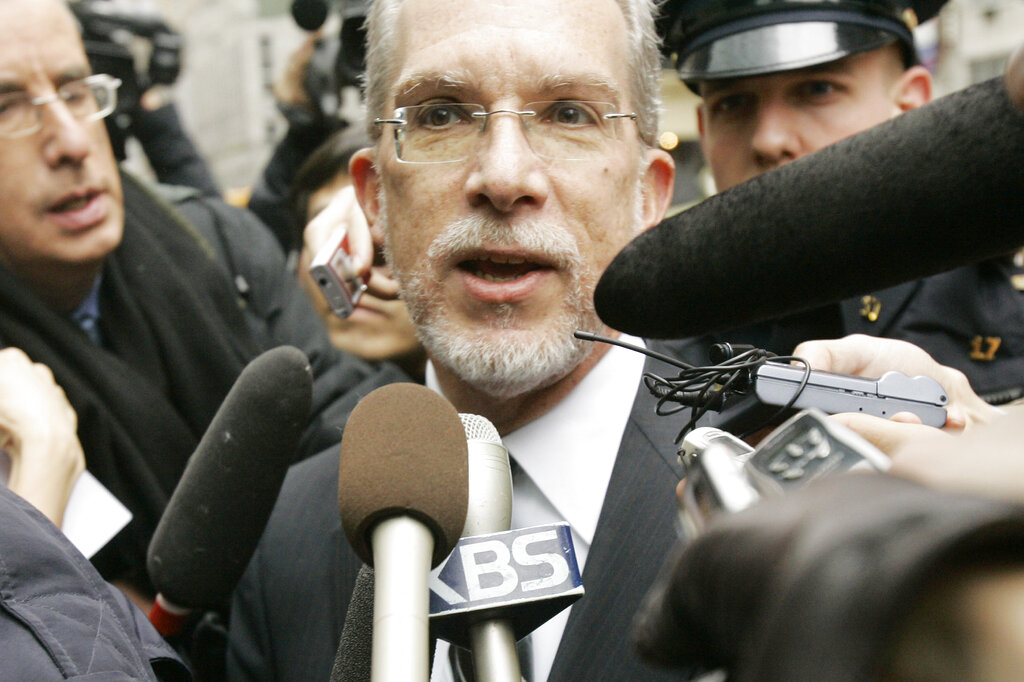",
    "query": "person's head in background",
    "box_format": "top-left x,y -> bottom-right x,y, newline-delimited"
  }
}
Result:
662,0 -> 942,192
290,124 -> 426,380
0,0 -> 124,313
